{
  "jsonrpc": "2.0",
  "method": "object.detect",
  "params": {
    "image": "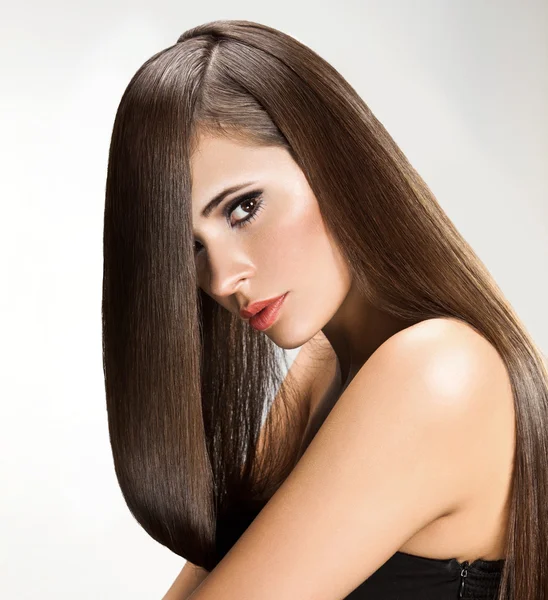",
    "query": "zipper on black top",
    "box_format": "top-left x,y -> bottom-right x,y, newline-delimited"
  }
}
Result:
458,561 -> 470,598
